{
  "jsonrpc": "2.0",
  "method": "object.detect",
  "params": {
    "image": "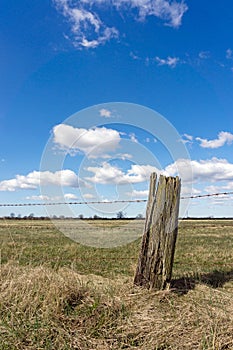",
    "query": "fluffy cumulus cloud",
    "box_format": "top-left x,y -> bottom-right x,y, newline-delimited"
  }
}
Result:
53,0 -> 188,48
53,124 -> 121,158
85,162 -> 160,184
85,157 -> 233,189
165,157 -> 233,184
196,131 -> 233,149
2,157 -> 233,195
0,170 -> 80,192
